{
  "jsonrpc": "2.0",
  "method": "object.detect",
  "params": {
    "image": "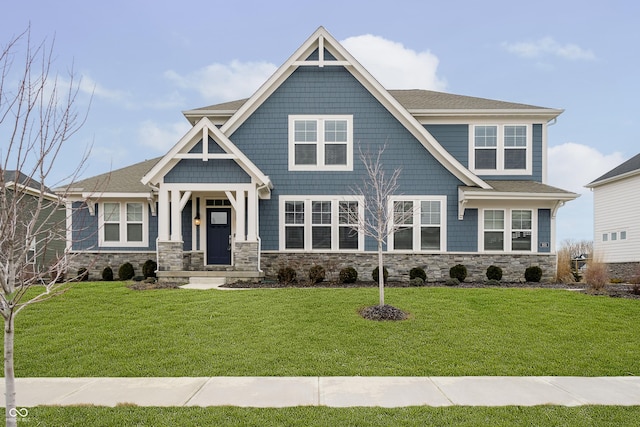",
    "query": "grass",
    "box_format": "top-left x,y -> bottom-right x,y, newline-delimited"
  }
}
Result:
11,281 -> 640,377
8,406 -> 640,427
